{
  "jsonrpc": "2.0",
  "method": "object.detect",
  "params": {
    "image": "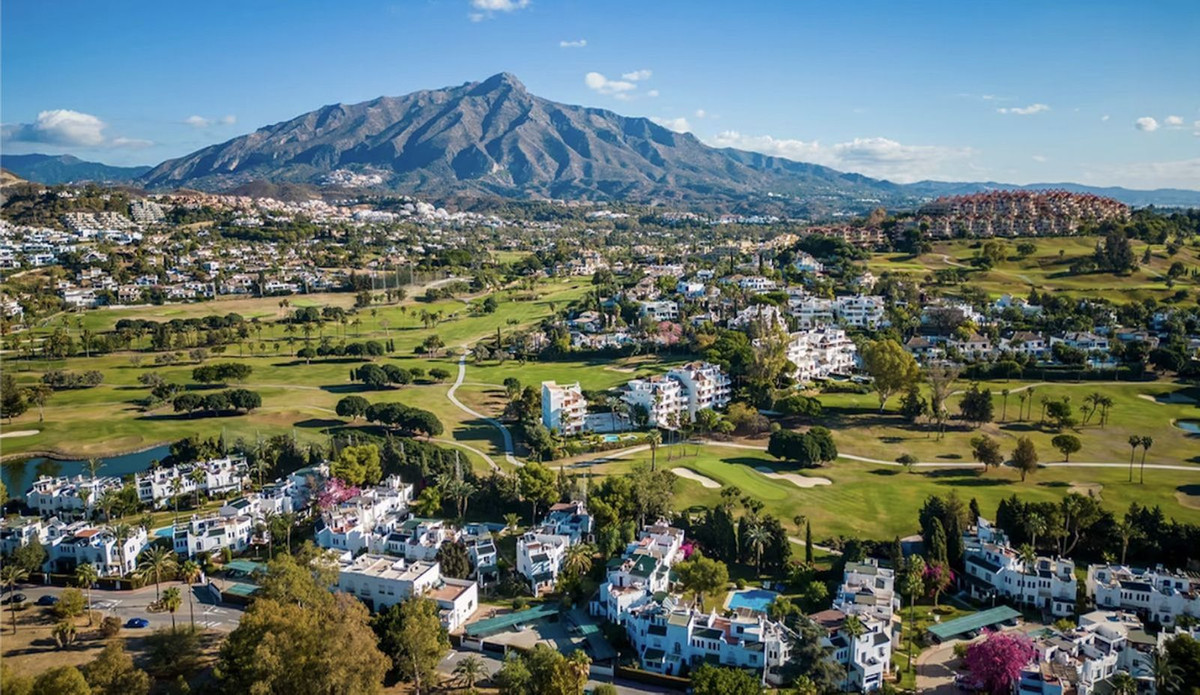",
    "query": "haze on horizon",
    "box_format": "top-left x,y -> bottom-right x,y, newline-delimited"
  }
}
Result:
1,0 -> 1197,190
